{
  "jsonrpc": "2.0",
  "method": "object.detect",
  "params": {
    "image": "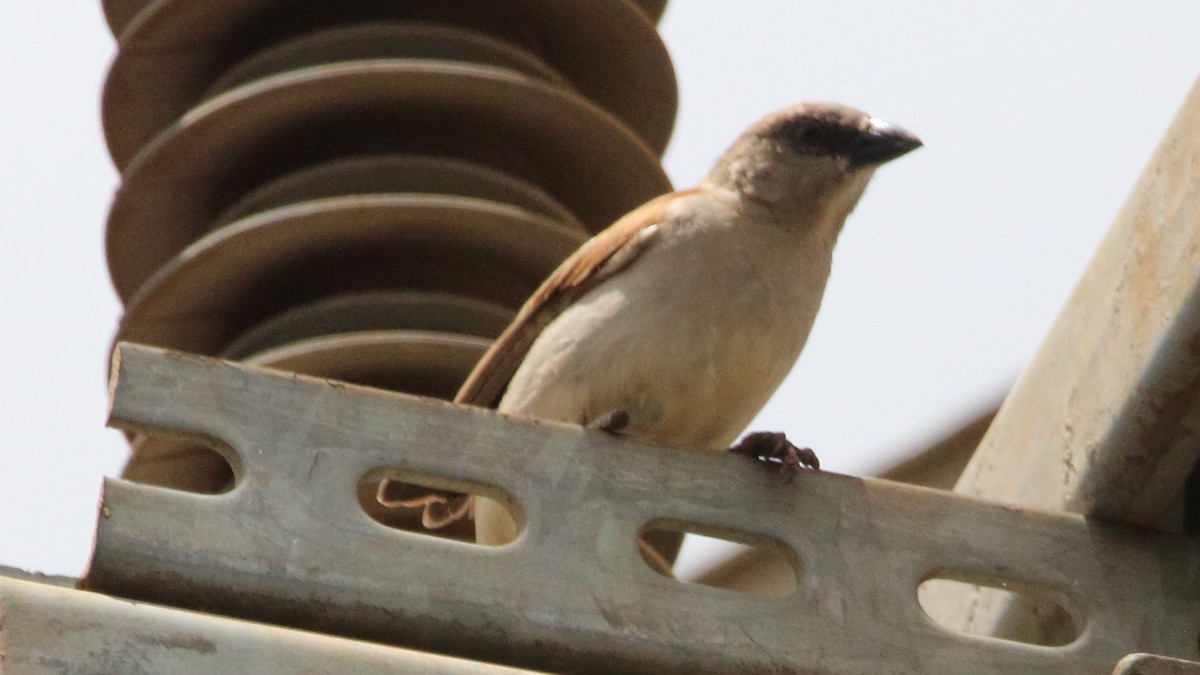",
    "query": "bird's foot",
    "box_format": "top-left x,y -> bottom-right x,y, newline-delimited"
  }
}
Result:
587,409 -> 630,434
729,431 -> 819,483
